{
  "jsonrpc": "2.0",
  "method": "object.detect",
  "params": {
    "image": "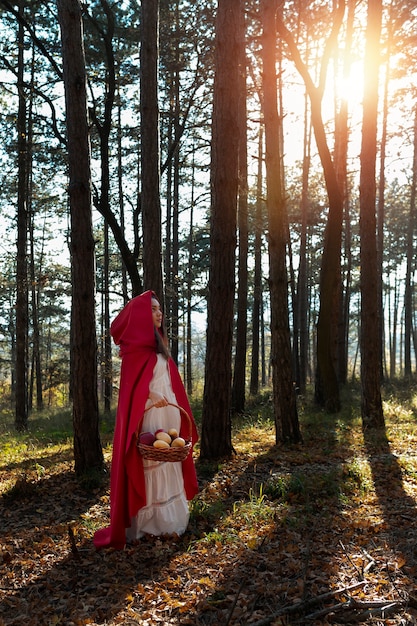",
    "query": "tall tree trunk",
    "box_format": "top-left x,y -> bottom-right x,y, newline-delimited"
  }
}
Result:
250,127 -> 264,396
74,4 -> 113,412
310,90 -> 344,412
359,0 -> 384,428
116,77 -> 129,303
388,275 -> 399,379
334,0 -> 354,385
296,90 -> 311,395
171,48 -> 181,361
165,109 -> 173,328
261,0 -> 301,444
162,4 -> 180,360
28,217 -> 44,413
232,2 -> 248,414
15,0 -> 28,431
103,220 -> 112,412
141,0 -> 163,297
86,1 -> 114,412
185,149 -> 196,396
200,0 -> 240,459
57,0 -> 104,474
276,5 -> 345,412
404,105 -> 417,378
261,290 -> 267,387
27,43 -> 44,412
376,16 -> 392,382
